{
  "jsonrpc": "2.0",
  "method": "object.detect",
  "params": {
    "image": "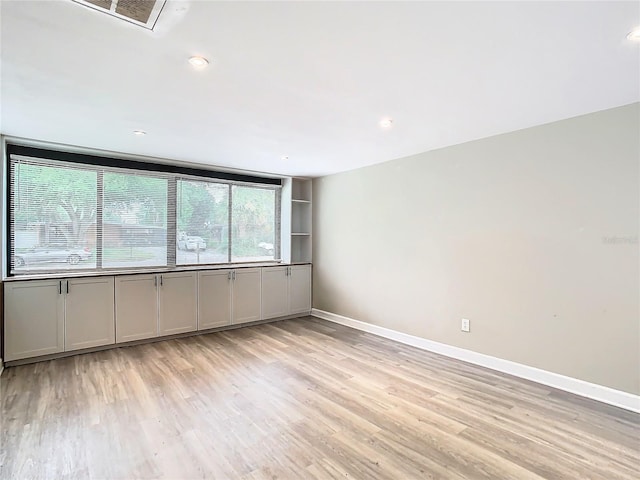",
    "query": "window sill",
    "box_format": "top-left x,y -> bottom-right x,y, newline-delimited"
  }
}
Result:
3,260 -> 311,282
